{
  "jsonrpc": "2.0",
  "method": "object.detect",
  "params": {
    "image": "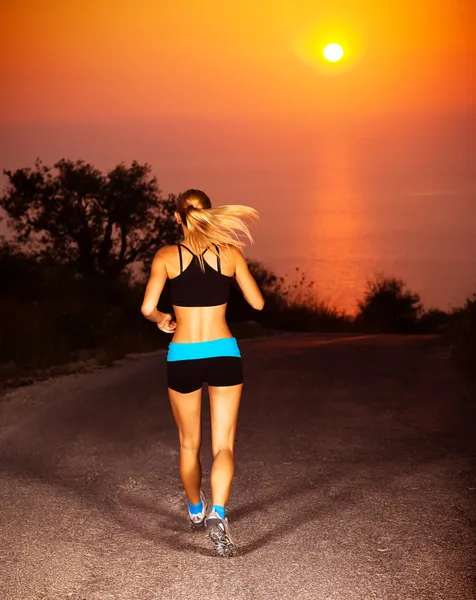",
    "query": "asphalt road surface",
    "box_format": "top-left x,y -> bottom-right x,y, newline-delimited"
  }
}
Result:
1,334 -> 475,600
